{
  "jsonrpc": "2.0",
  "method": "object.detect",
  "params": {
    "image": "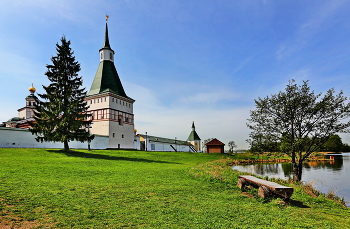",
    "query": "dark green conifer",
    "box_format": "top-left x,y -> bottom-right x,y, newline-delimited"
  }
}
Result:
30,36 -> 92,151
